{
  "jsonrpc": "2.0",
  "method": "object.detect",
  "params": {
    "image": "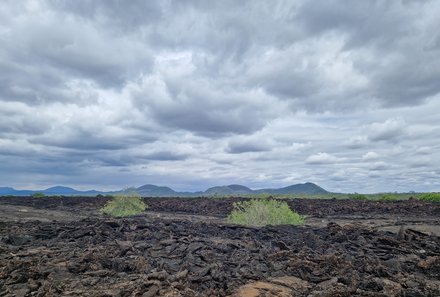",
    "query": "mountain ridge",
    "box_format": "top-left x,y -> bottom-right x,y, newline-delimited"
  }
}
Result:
0,182 -> 328,197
